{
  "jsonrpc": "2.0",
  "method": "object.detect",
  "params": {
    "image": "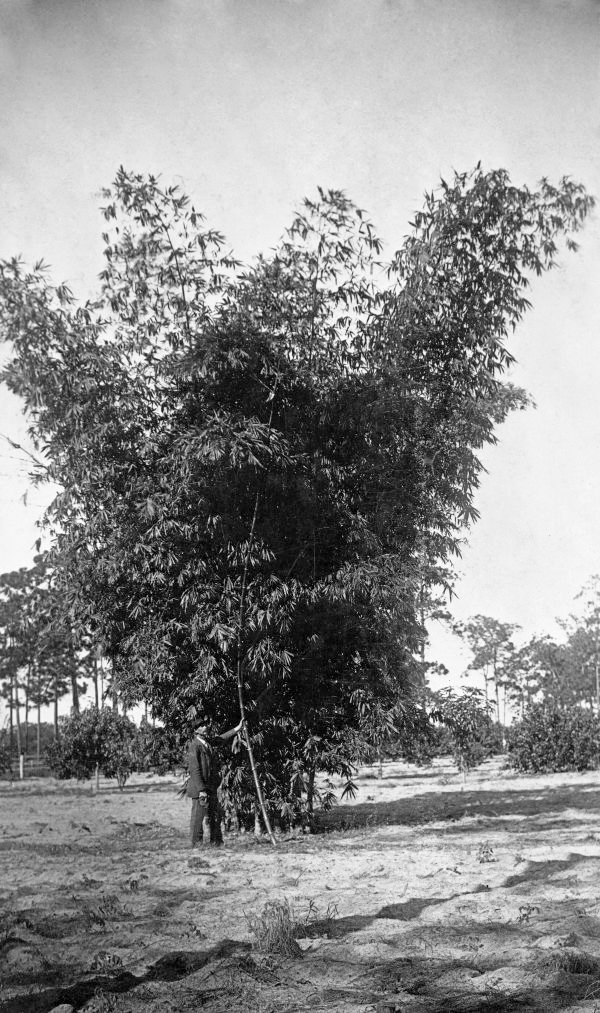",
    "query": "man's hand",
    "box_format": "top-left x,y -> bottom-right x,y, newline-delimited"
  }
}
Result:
198,792 -> 208,805
231,718 -> 247,753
